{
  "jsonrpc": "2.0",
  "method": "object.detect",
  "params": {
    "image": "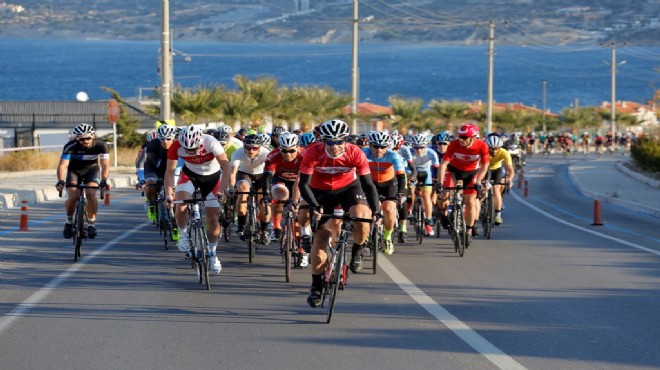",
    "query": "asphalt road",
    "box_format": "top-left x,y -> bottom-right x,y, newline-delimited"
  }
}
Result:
1,158 -> 659,370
